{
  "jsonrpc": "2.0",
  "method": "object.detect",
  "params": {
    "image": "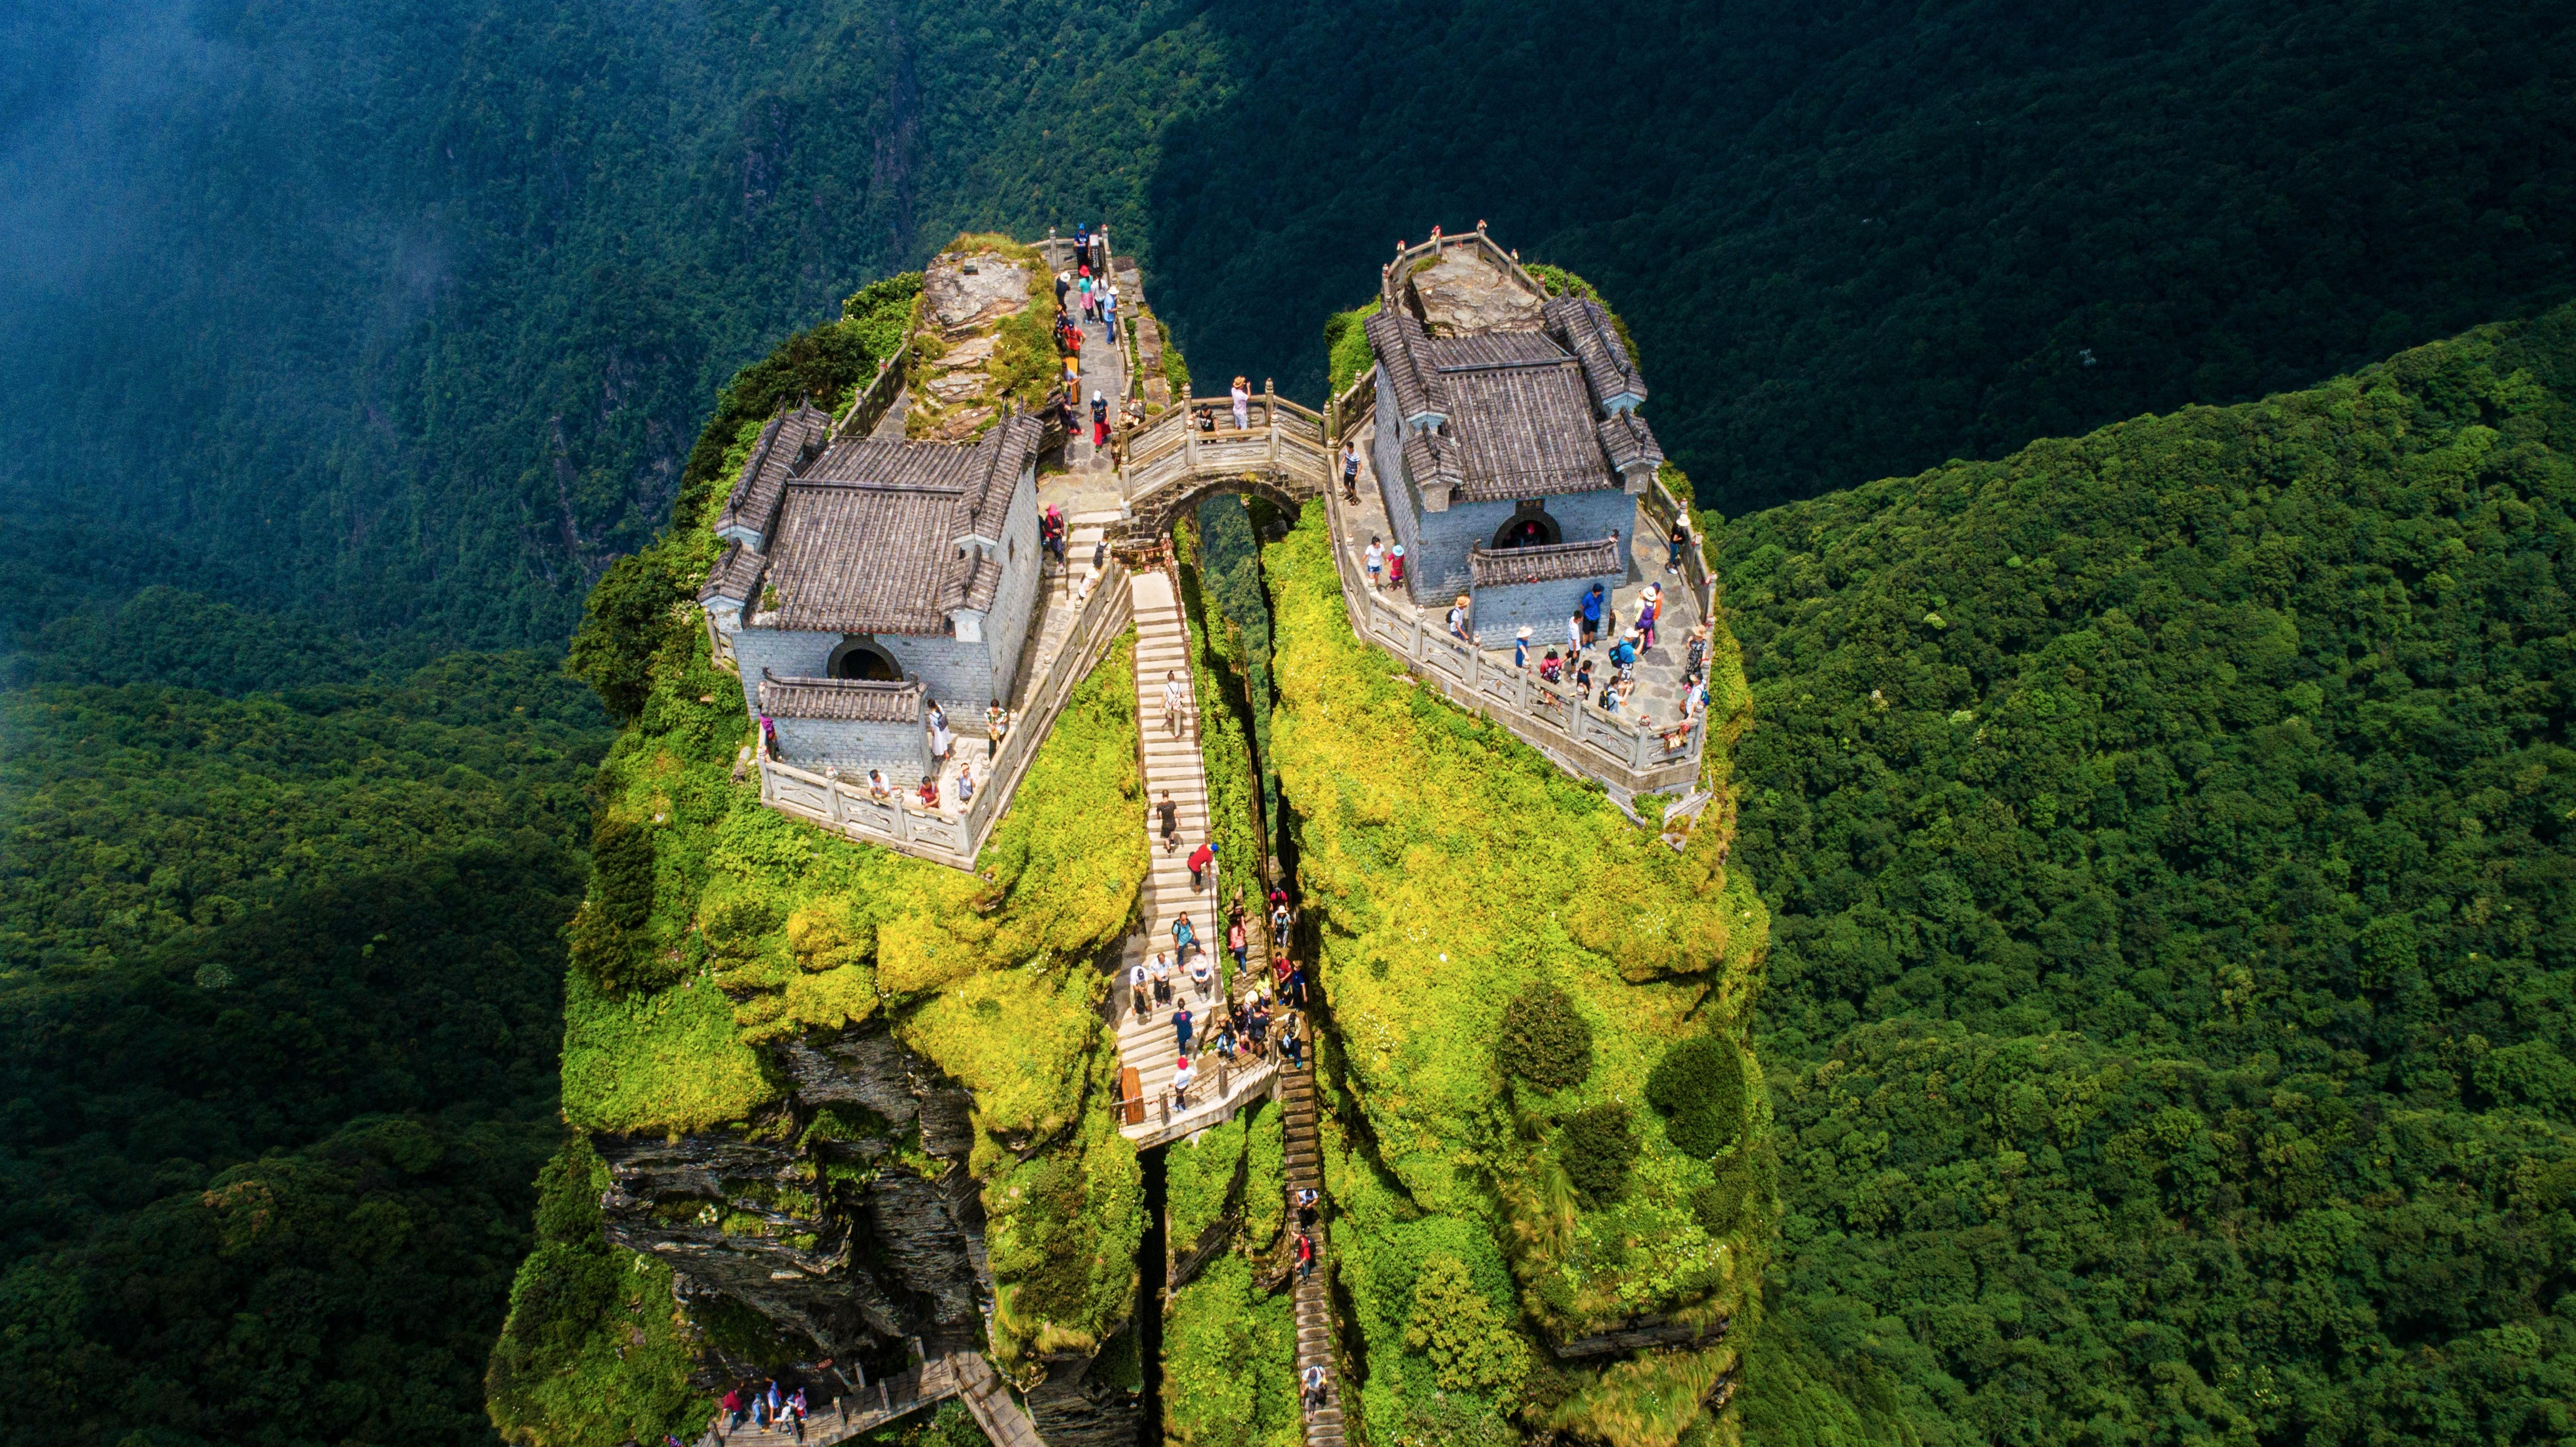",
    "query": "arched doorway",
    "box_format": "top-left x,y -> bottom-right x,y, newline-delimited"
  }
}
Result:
1493,500 -> 1560,550
829,637 -> 900,681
